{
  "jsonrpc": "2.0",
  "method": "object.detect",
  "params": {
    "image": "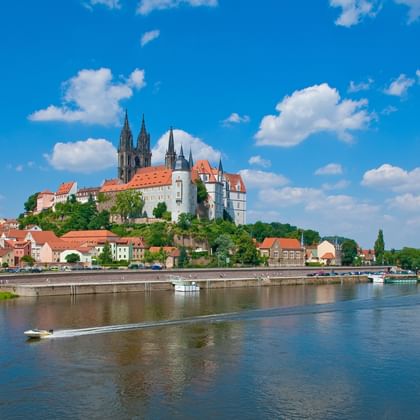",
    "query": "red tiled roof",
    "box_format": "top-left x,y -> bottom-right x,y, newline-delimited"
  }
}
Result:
61,230 -> 118,239
102,179 -> 121,187
149,246 -> 180,257
57,182 -> 75,196
224,173 -> 246,193
3,230 -> 27,241
321,252 -> 335,260
38,190 -> 54,197
193,160 -> 217,182
27,231 -> 59,245
259,237 -> 302,250
259,238 -> 278,249
120,237 -> 146,247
